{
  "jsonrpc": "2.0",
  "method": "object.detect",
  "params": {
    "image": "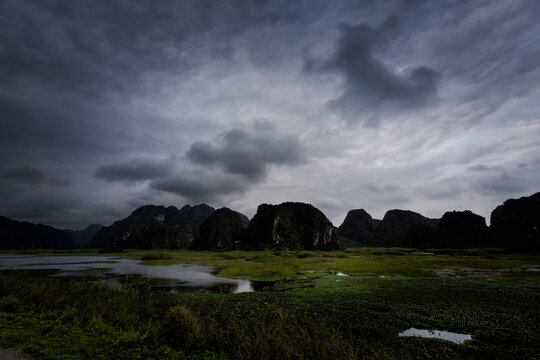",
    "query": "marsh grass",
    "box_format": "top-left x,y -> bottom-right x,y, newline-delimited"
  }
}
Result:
0,295 -> 22,312
141,252 -> 172,261
162,305 -> 203,347
0,251 -> 539,359
120,249 -> 540,280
